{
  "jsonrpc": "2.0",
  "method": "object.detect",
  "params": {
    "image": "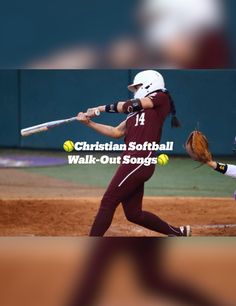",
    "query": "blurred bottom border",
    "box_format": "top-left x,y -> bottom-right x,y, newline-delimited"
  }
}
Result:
0,238 -> 235,306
